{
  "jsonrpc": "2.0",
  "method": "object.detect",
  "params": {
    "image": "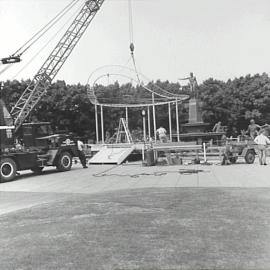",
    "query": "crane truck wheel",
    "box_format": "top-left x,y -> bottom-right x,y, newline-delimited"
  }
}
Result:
229,157 -> 238,164
0,158 -> 17,182
56,152 -> 72,172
